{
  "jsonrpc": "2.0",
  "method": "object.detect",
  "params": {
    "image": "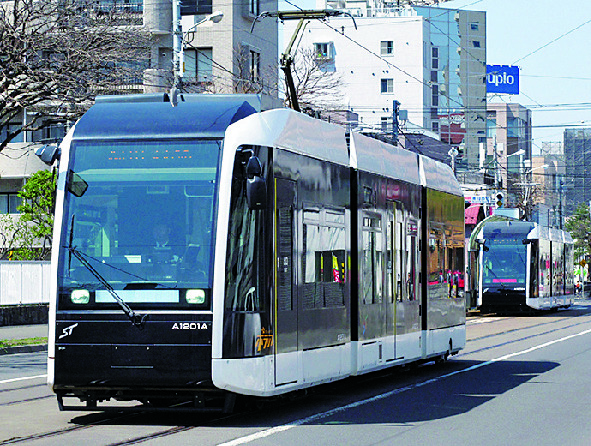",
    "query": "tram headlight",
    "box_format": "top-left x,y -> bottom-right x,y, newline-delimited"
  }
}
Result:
186,289 -> 206,305
71,289 -> 90,304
